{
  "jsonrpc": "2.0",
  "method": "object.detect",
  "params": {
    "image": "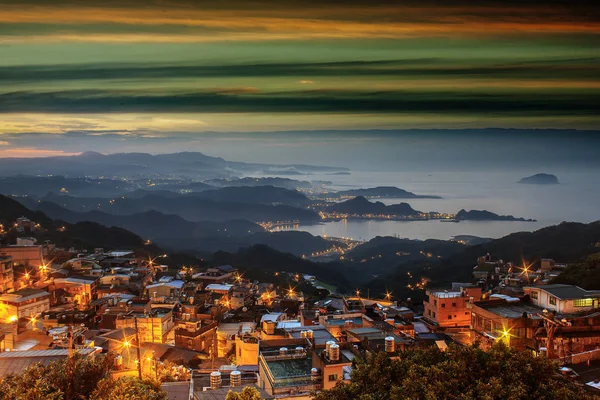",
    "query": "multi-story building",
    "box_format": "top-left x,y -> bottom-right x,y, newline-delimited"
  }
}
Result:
53,276 -> 98,308
0,255 -> 14,294
524,284 -> 600,313
469,296 -> 542,351
423,286 -> 482,329
115,308 -> 175,344
174,319 -> 218,353
258,338 -> 321,397
0,288 -> 51,321
0,245 -> 43,268
193,265 -> 237,286
318,313 -> 374,341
